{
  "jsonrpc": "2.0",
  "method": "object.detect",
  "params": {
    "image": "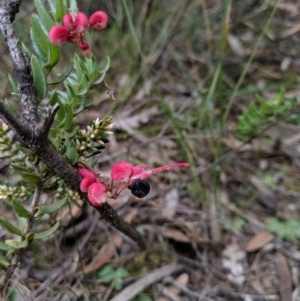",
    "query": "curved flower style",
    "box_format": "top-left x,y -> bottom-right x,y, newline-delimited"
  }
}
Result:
77,161 -> 190,206
48,10 -> 108,57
